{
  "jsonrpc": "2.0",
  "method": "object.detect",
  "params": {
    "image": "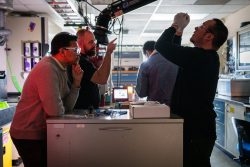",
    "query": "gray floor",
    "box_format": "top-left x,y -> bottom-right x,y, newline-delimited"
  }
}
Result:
211,146 -> 240,167
13,145 -> 240,167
